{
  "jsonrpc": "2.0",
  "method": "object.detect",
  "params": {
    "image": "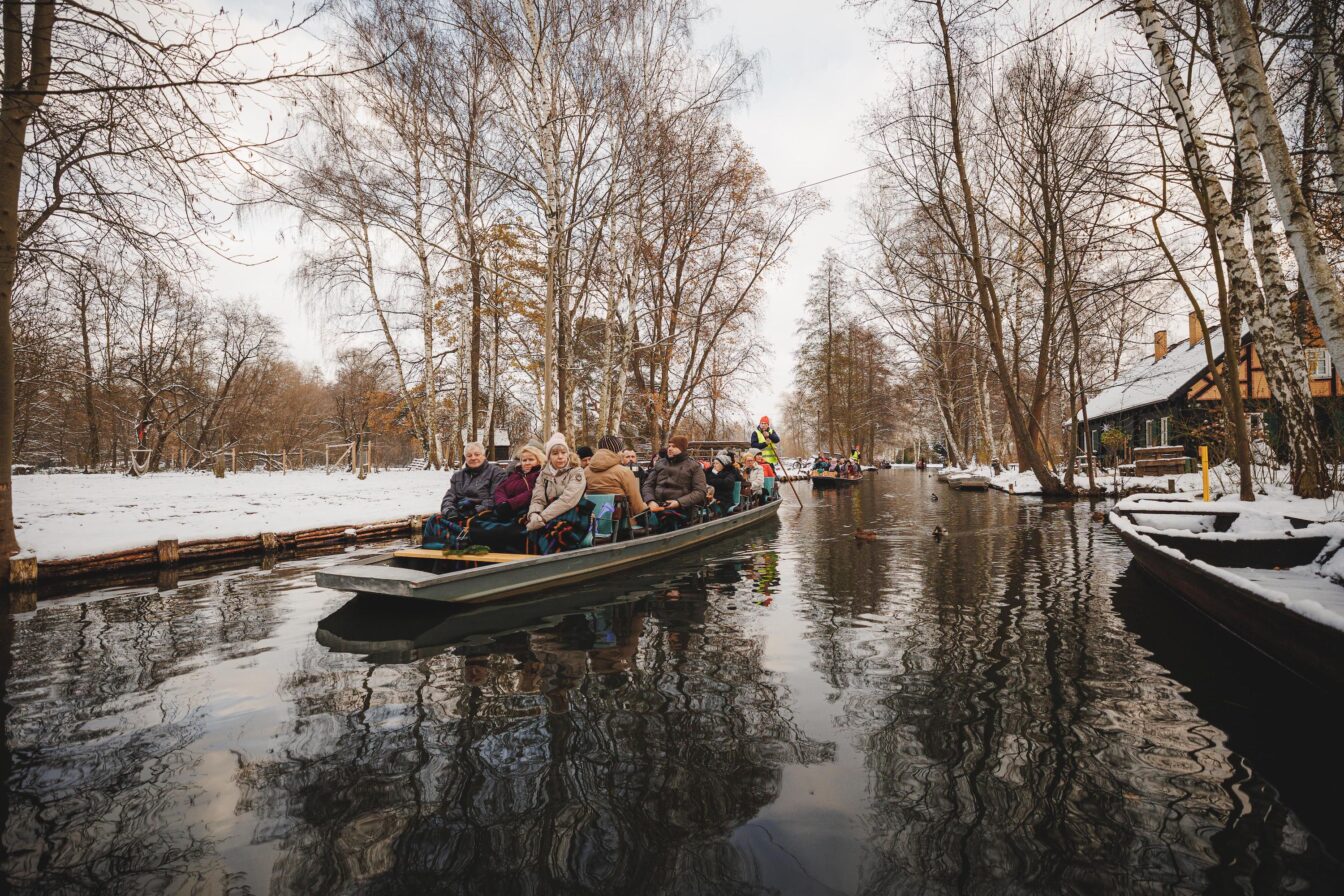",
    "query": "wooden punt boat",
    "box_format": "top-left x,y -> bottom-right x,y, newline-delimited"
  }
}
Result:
1109,496 -> 1344,692
809,471 -> 862,488
315,498 -> 781,603
949,474 -> 990,490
